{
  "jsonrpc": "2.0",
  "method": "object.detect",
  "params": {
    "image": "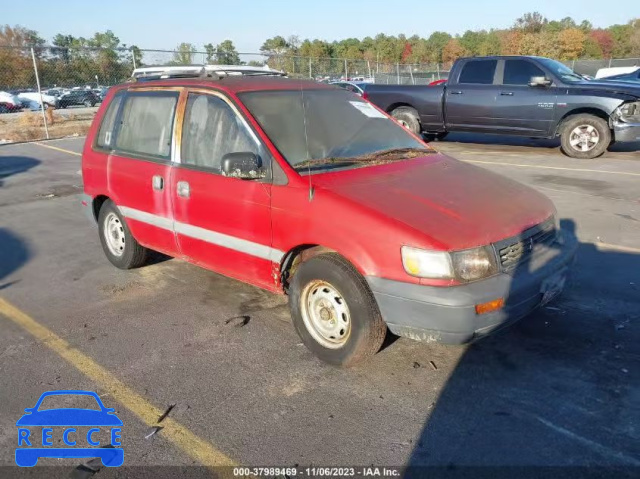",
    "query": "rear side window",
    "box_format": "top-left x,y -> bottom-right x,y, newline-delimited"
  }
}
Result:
115,91 -> 178,159
459,60 -> 497,85
181,93 -> 263,173
96,92 -> 123,149
503,60 -> 546,85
